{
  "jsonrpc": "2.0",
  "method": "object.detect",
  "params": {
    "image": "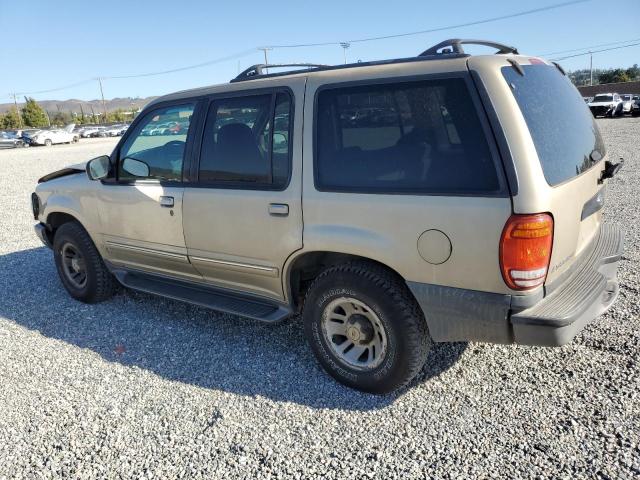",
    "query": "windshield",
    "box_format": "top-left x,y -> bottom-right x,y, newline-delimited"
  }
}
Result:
621,95 -> 632,101
503,64 -> 605,186
593,95 -> 614,103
